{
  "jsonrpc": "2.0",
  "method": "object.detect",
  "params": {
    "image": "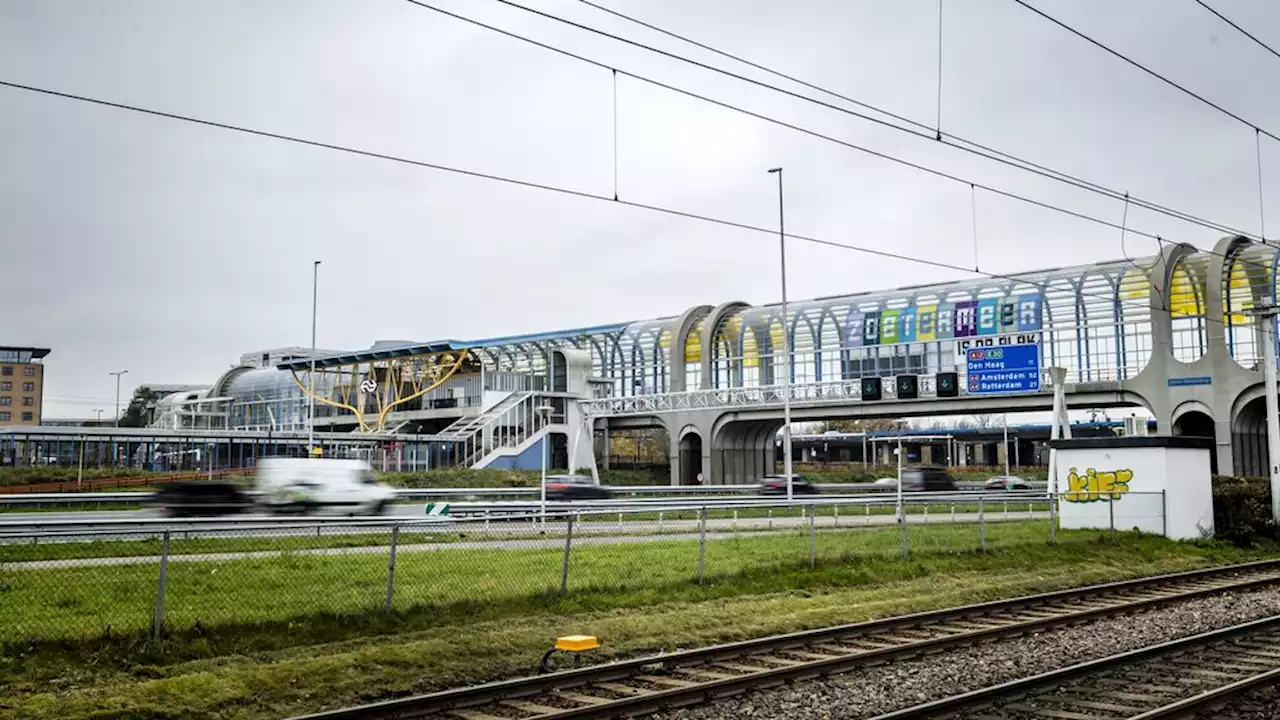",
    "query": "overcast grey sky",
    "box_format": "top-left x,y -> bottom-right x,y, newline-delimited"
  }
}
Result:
2,0 -> 1278,418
